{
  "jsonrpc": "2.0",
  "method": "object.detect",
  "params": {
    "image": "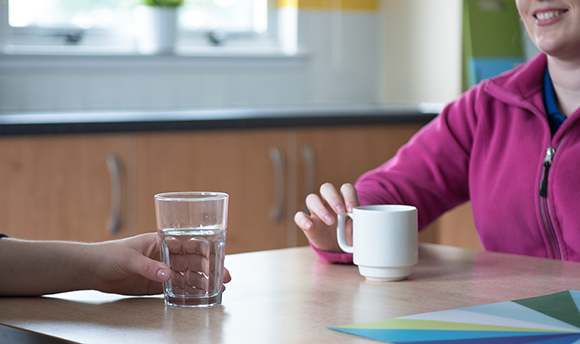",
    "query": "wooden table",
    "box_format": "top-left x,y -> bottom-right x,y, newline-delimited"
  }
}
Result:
2,243 -> 580,343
